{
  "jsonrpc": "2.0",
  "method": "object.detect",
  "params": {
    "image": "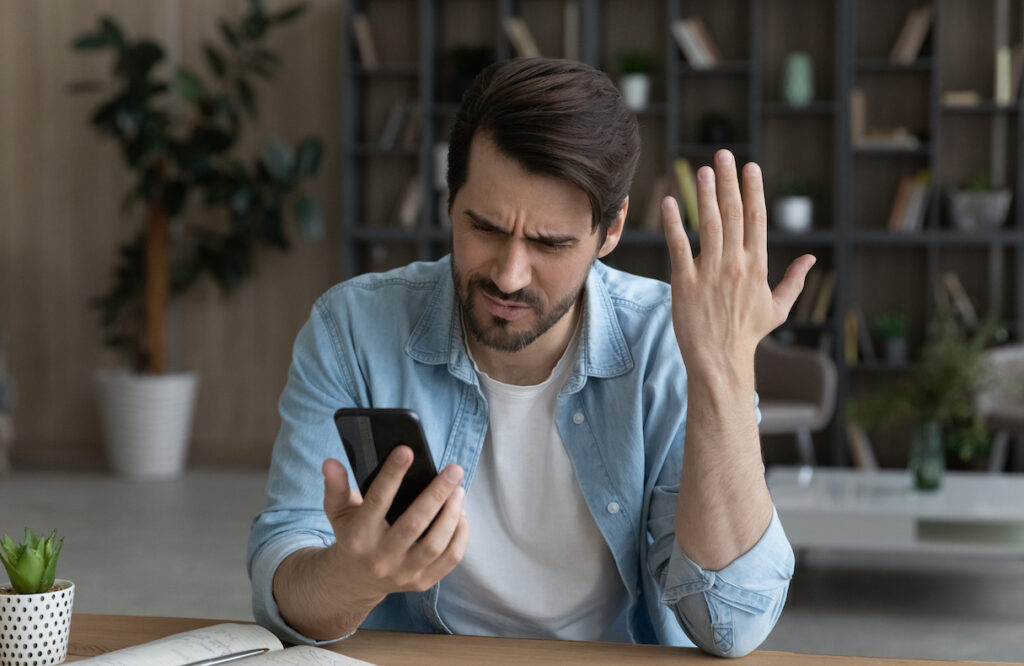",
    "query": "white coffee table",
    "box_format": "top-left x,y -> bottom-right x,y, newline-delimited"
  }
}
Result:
766,466 -> 1024,557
